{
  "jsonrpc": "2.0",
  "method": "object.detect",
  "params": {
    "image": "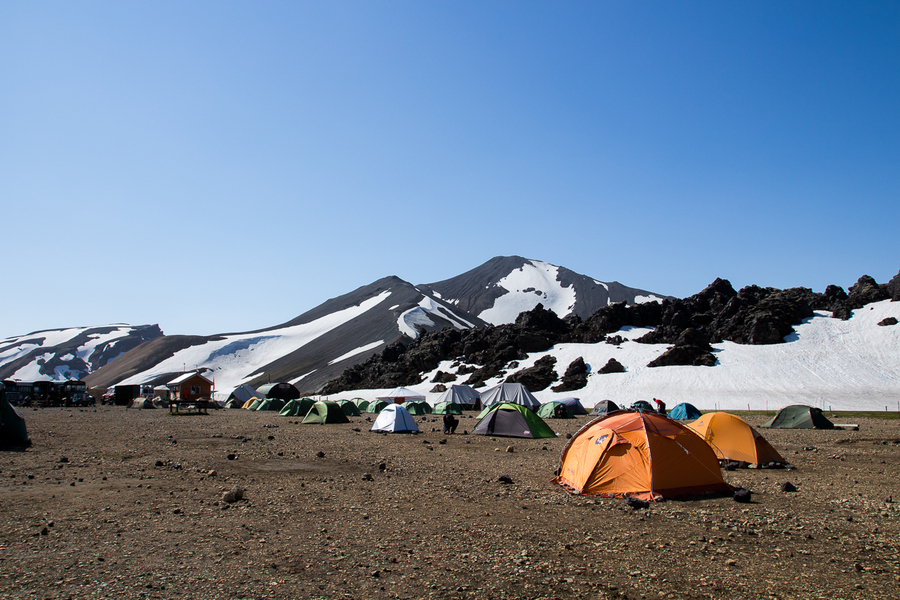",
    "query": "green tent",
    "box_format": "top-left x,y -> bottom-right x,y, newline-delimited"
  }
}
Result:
256,397 -> 287,412
279,397 -> 316,417
432,401 -> 463,415
336,399 -> 361,416
302,401 -> 351,424
246,398 -> 262,410
402,401 -> 432,415
473,402 -> 556,439
0,389 -> 30,448
352,398 -> 370,411
536,401 -> 575,419
764,405 -> 835,429
366,400 -> 390,413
